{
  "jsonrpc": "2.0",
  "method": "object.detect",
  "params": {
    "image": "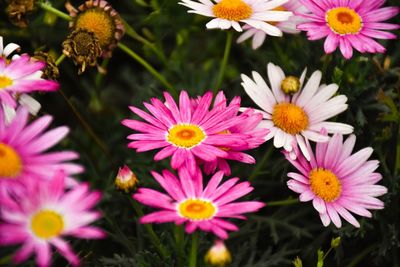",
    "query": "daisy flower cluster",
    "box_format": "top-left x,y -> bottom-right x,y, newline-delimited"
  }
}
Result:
0,37 -> 105,267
